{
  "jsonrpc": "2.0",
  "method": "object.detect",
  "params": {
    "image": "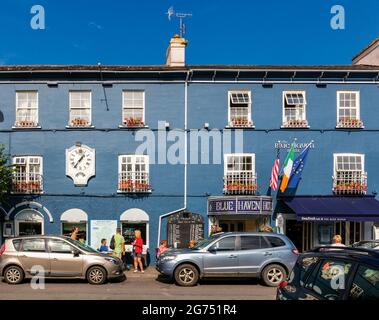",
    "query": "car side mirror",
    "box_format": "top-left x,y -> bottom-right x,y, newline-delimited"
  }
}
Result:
208,246 -> 217,253
73,249 -> 80,257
